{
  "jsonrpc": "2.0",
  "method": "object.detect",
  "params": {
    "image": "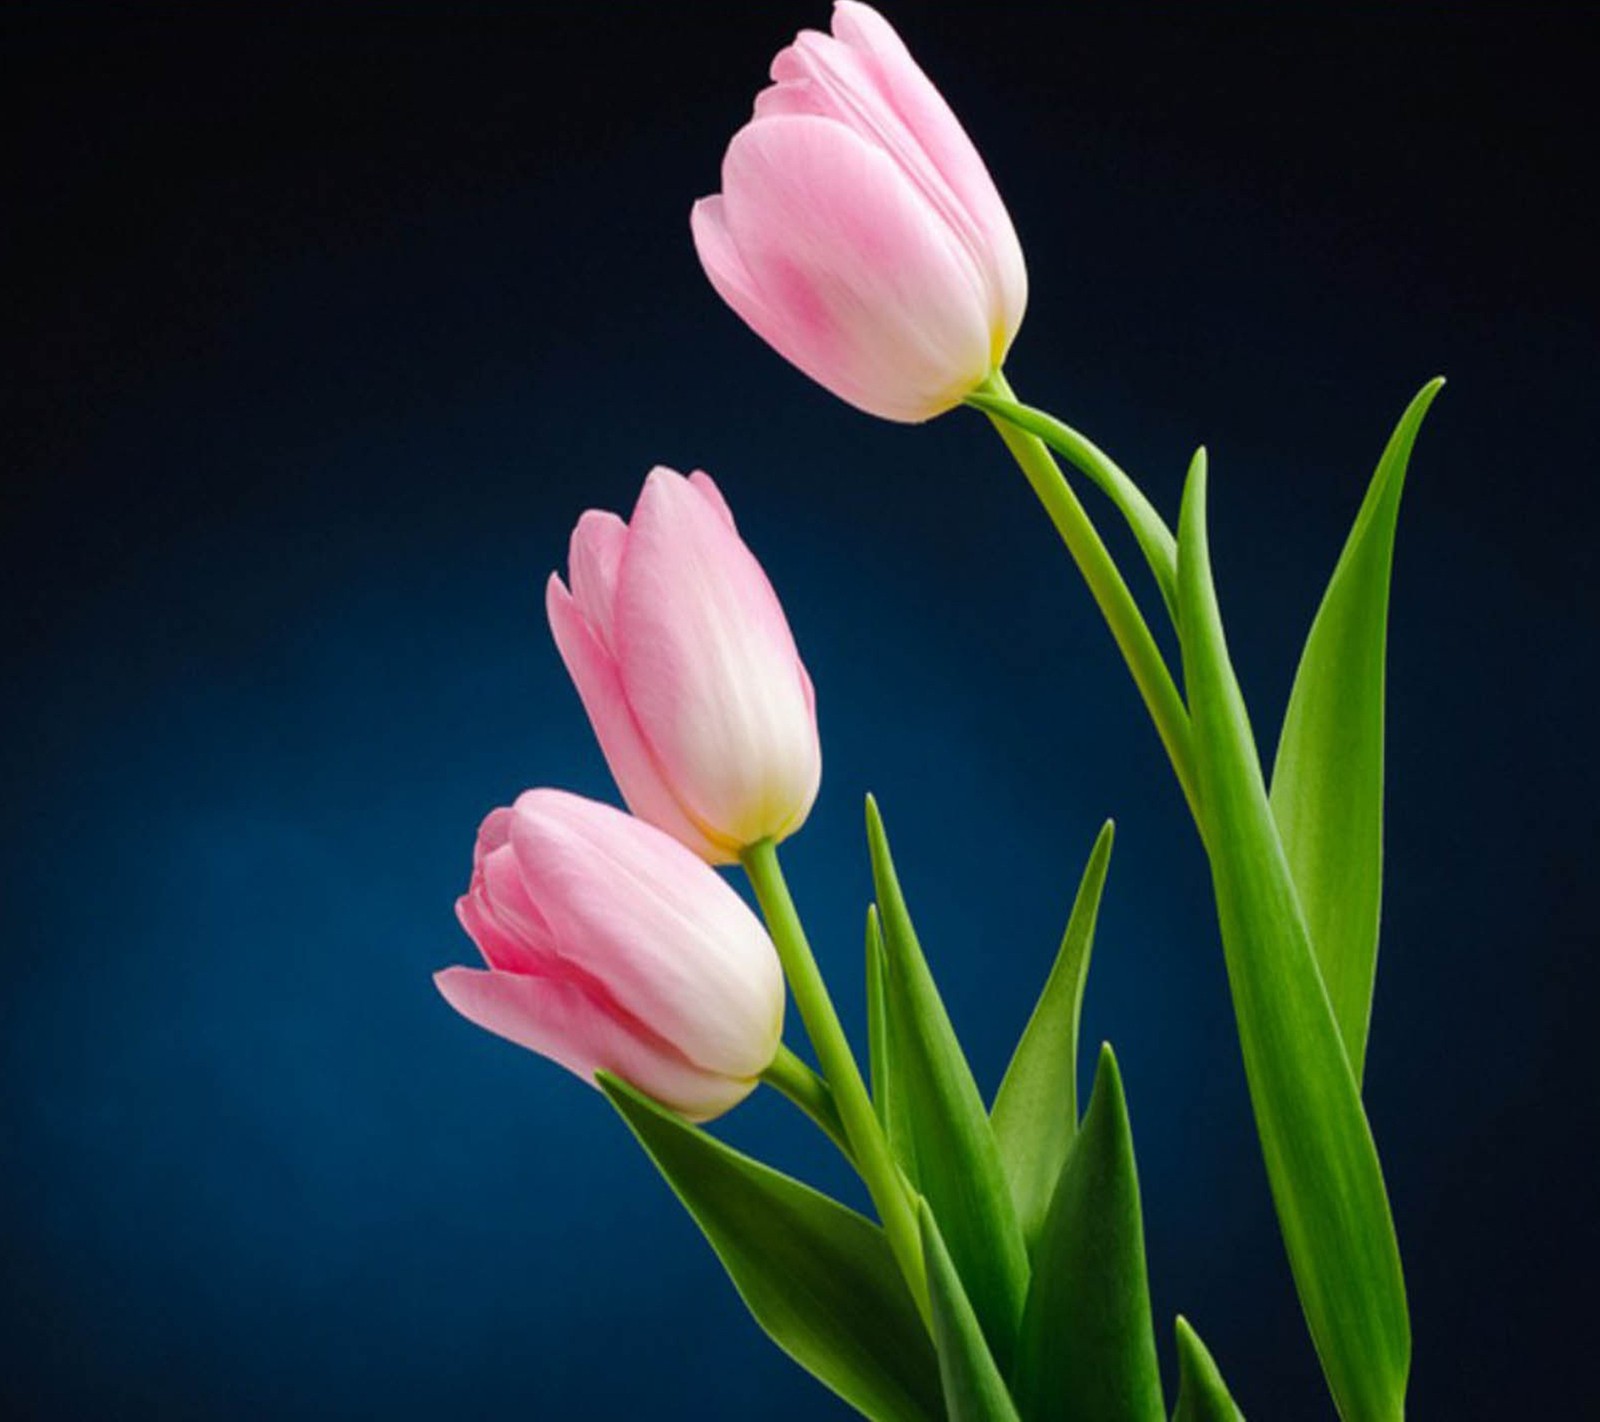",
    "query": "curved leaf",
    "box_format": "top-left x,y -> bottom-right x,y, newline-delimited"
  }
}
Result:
865,796 -> 1030,1376
966,388 -> 1179,623
991,819 -> 1115,1250
601,1074 -> 943,1422
1014,1044 -> 1165,1422
1270,379 -> 1444,1083
1176,452 -> 1409,1421
1173,1317 -> 1245,1422
919,1202 -> 1023,1422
